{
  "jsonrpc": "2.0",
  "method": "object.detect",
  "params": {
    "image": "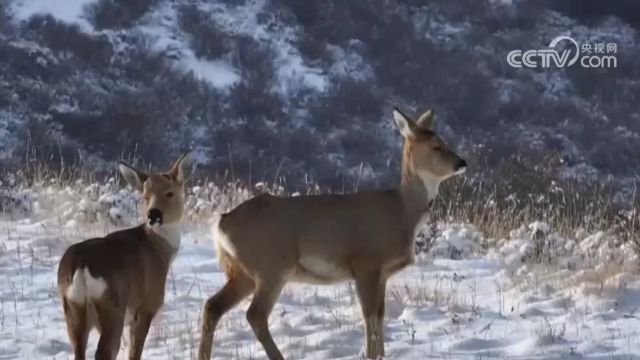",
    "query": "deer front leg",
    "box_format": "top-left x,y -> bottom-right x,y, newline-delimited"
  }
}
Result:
355,271 -> 387,359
